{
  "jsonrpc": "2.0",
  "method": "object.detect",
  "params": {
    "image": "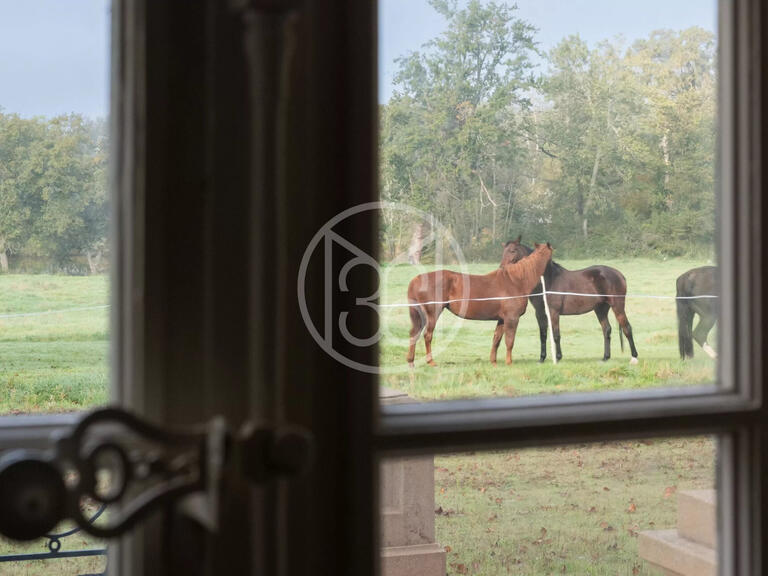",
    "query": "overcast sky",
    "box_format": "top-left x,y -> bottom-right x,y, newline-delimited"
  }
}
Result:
0,1 -> 716,118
